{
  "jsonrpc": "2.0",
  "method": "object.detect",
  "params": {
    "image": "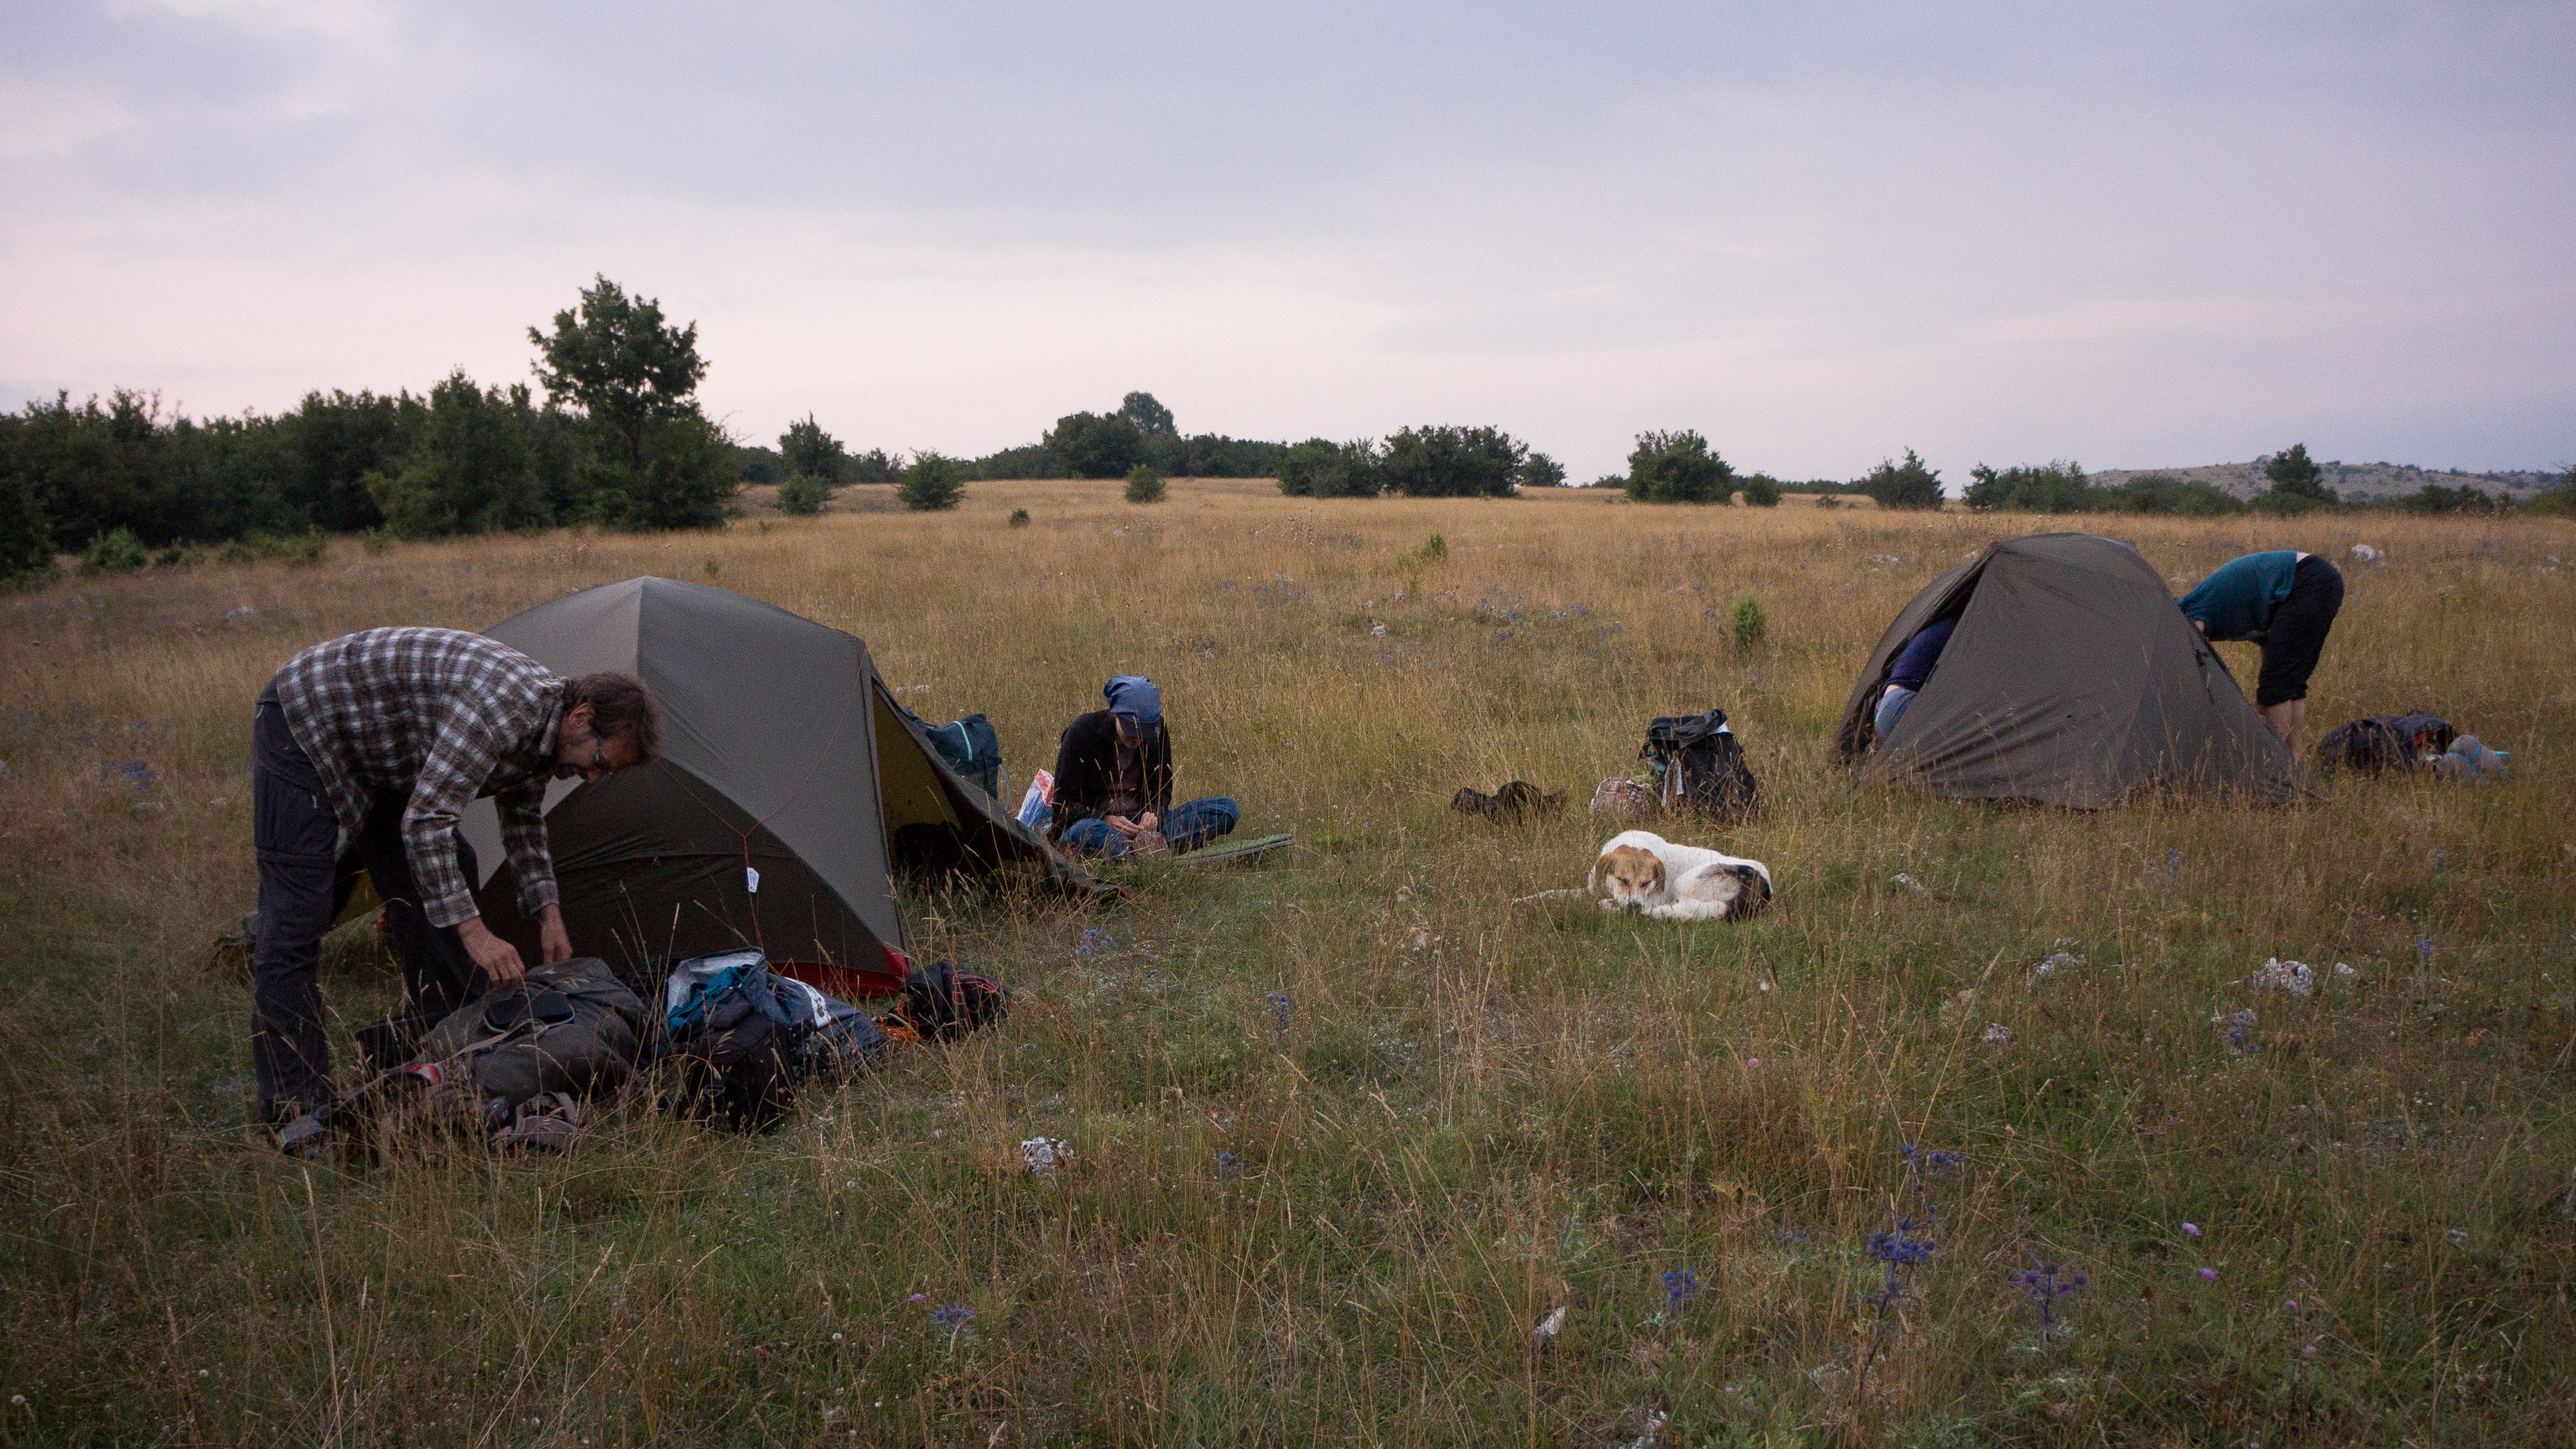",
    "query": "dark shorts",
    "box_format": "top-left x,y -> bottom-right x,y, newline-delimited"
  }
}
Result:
2256,555 -> 2343,707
